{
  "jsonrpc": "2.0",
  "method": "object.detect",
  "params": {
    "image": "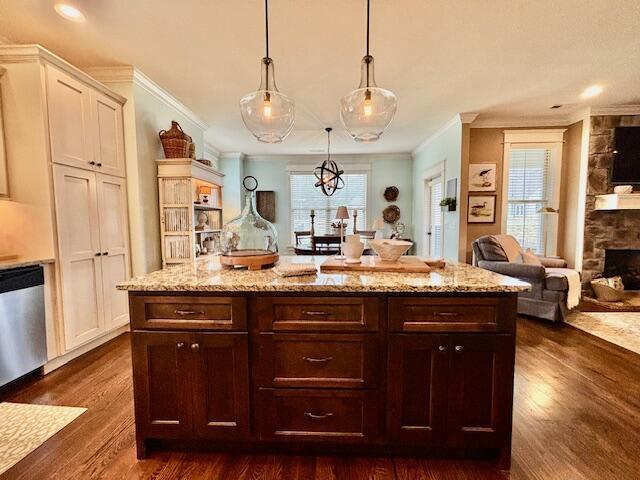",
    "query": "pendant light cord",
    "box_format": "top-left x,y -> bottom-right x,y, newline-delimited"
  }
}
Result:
265,0 -> 270,59
366,0 -> 370,57
326,128 -> 332,161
